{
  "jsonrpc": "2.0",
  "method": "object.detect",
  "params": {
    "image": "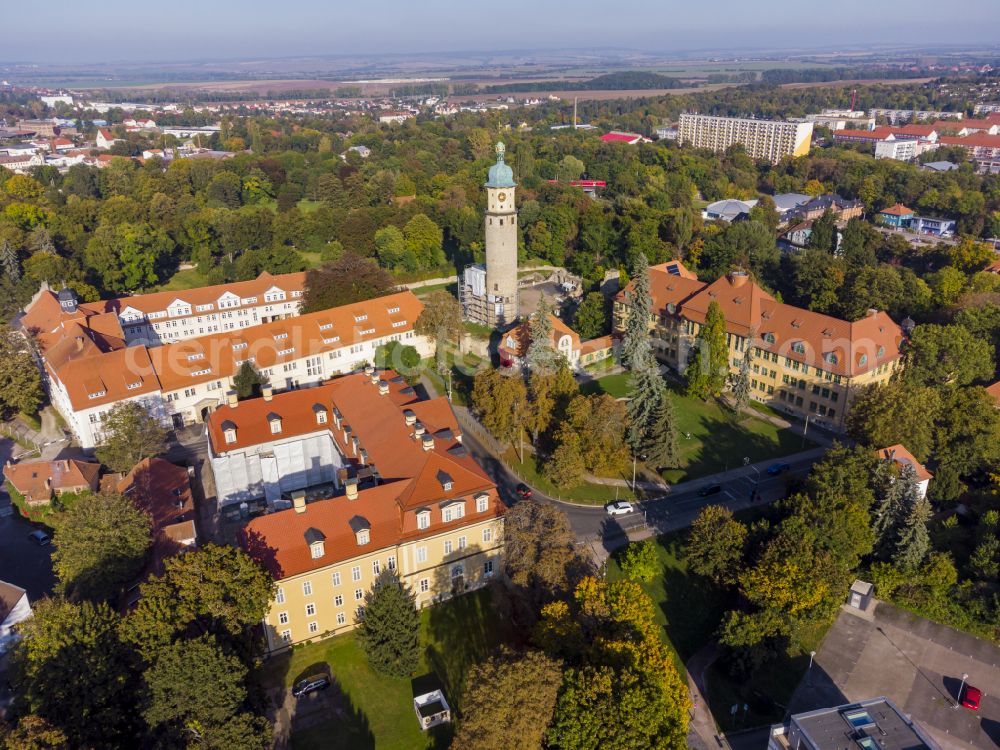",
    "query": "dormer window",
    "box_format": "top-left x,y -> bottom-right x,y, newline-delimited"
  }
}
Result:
792,341 -> 806,354
437,469 -> 454,492
442,502 -> 465,523
877,345 -> 885,358
354,314 -> 368,322
357,529 -> 370,545
387,306 -> 400,314
305,527 -> 326,559
417,510 -> 430,530
762,333 -> 775,344
273,332 -> 288,340
268,414 -> 282,434
858,354 -> 868,366
824,352 -> 839,365
187,353 -> 204,361
314,405 -> 328,425
476,493 -> 489,513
